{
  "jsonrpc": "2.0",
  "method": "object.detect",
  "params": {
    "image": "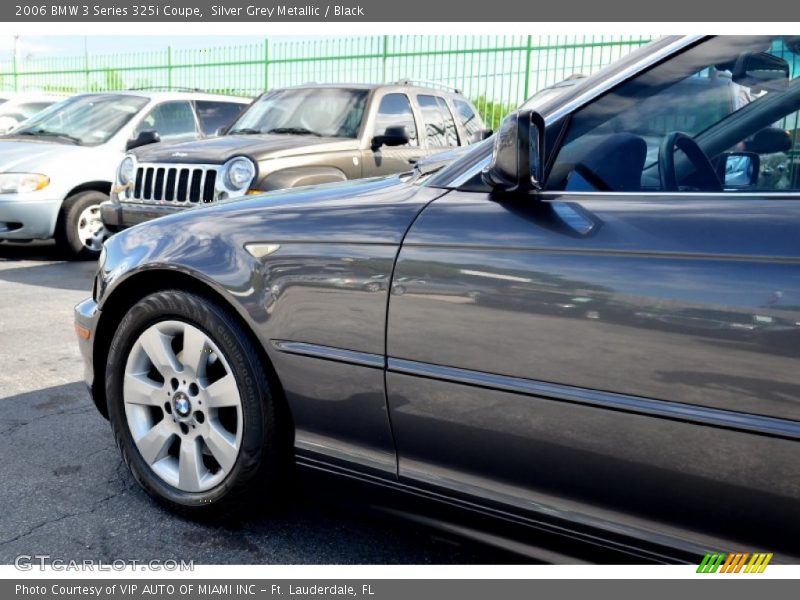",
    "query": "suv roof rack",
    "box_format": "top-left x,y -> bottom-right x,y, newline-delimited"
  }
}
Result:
126,86 -> 208,93
393,79 -> 462,94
